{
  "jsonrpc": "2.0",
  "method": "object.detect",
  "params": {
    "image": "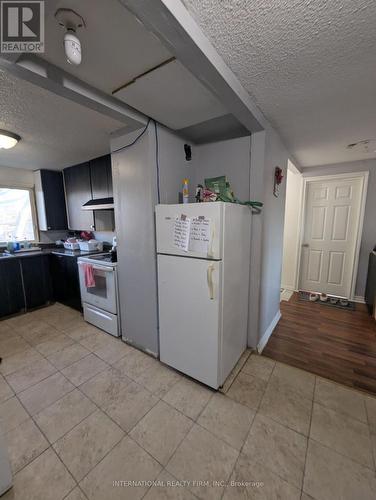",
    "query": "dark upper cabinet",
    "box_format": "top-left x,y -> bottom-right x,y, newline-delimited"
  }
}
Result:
20,255 -> 52,309
63,155 -> 113,232
50,254 -> 82,311
0,259 -> 24,317
63,162 -> 95,231
90,155 -> 113,199
34,170 -> 68,231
